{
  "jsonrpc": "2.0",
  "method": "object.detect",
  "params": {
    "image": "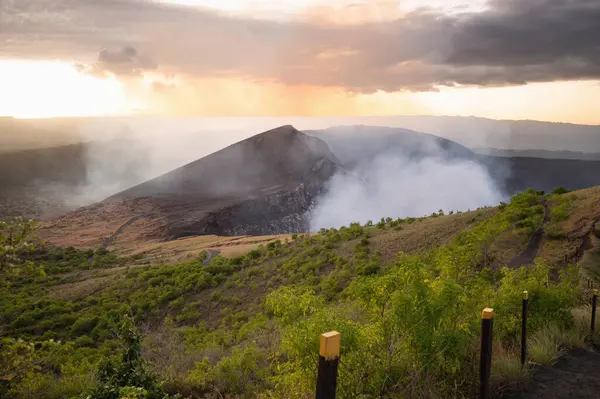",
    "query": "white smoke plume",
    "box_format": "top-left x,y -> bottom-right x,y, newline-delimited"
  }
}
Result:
309,133 -> 507,230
